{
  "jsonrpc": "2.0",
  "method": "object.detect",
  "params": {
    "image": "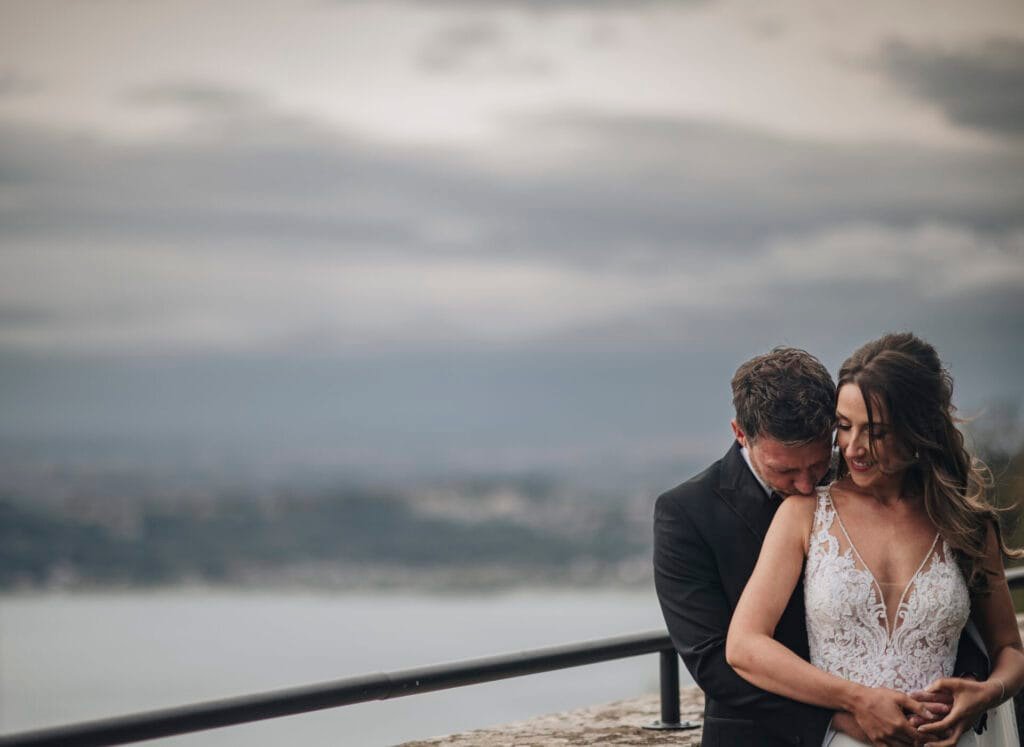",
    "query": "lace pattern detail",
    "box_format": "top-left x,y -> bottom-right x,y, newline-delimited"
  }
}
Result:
804,488 -> 970,693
